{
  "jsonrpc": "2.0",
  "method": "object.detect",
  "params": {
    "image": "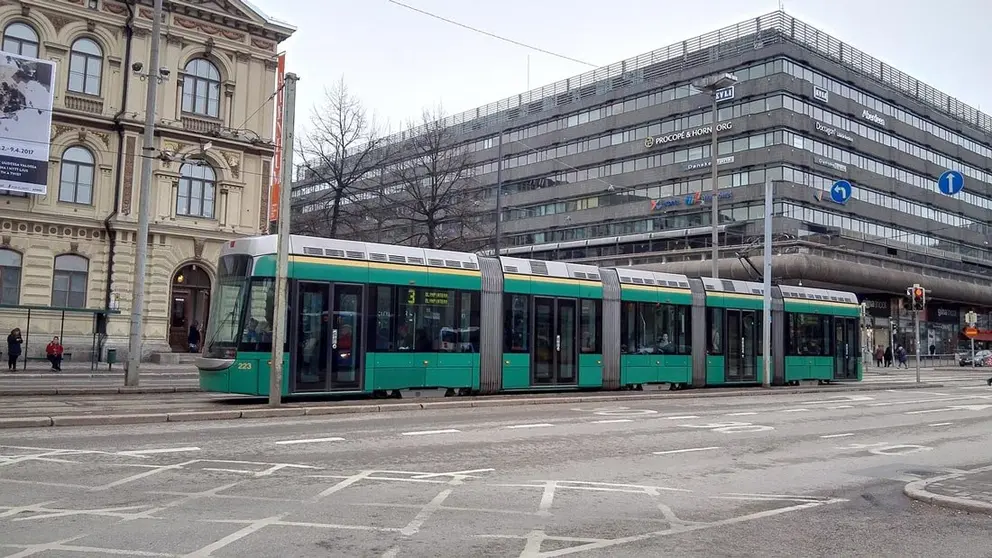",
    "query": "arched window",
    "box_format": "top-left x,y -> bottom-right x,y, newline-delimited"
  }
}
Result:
2,22 -> 39,58
177,162 -> 215,218
182,58 -> 221,118
59,146 -> 95,204
68,38 -> 102,95
0,248 -> 21,305
52,254 -> 88,308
